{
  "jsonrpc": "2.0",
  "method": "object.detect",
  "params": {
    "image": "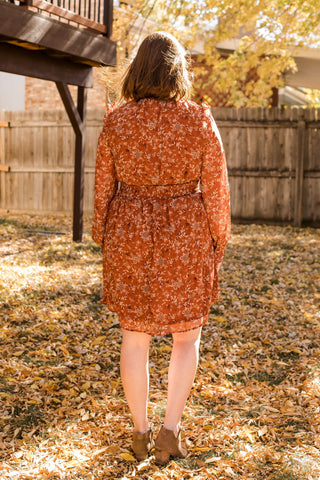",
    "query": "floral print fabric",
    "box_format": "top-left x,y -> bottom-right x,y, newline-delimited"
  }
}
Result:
92,98 -> 230,335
